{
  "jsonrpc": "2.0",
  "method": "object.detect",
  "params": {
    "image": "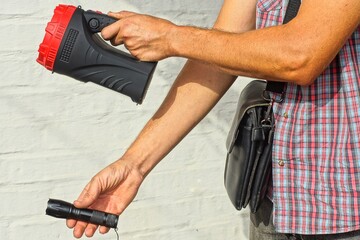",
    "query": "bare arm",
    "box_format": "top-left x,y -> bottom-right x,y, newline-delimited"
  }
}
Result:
105,0 -> 360,85
68,0 -> 257,238
129,0 -> 257,177
172,0 -> 360,85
